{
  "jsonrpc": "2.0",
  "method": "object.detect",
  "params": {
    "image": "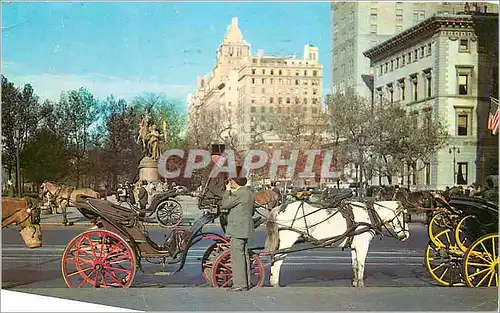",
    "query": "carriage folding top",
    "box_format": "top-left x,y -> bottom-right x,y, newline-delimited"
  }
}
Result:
74,195 -> 139,228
